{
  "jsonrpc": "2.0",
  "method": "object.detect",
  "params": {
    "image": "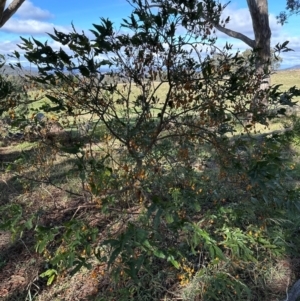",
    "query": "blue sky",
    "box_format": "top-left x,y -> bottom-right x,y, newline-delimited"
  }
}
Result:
1,0 -> 299,68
